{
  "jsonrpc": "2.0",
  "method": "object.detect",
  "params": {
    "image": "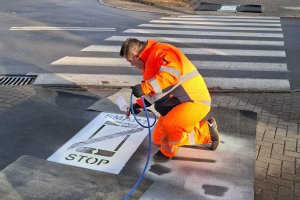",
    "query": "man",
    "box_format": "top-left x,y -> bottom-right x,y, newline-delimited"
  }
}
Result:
120,38 -> 219,163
